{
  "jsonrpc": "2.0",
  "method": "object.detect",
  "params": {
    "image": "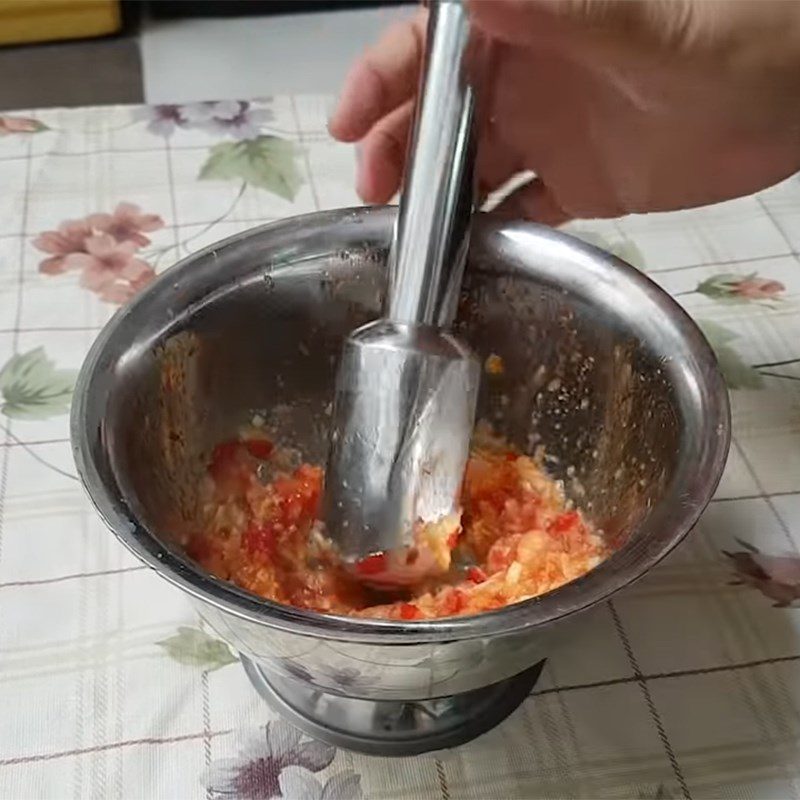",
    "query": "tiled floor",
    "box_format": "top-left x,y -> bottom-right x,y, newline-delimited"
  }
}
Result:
0,5 -> 411,112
